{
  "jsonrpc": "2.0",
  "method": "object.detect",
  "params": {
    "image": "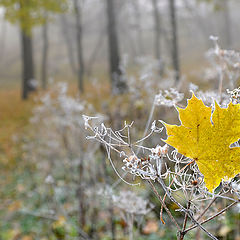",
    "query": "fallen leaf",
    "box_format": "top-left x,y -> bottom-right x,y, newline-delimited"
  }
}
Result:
218,225 -> 231,237
163,93 -> 240,192
8,200 -> 22,212
142,220 -> 158,234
